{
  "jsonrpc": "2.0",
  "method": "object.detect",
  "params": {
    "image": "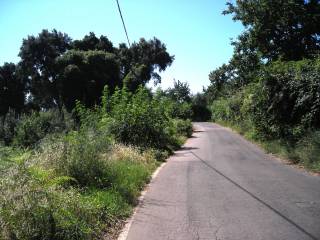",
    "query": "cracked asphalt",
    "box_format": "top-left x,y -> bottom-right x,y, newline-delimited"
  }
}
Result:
125,123 -> 320,240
